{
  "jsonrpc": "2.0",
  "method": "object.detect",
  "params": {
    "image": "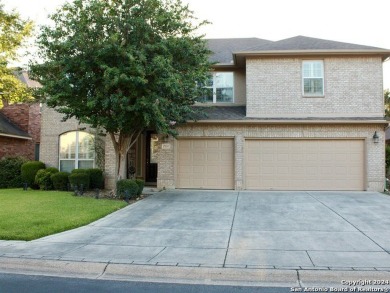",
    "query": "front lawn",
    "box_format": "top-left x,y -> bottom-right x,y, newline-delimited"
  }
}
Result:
0,189 -> 127,241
